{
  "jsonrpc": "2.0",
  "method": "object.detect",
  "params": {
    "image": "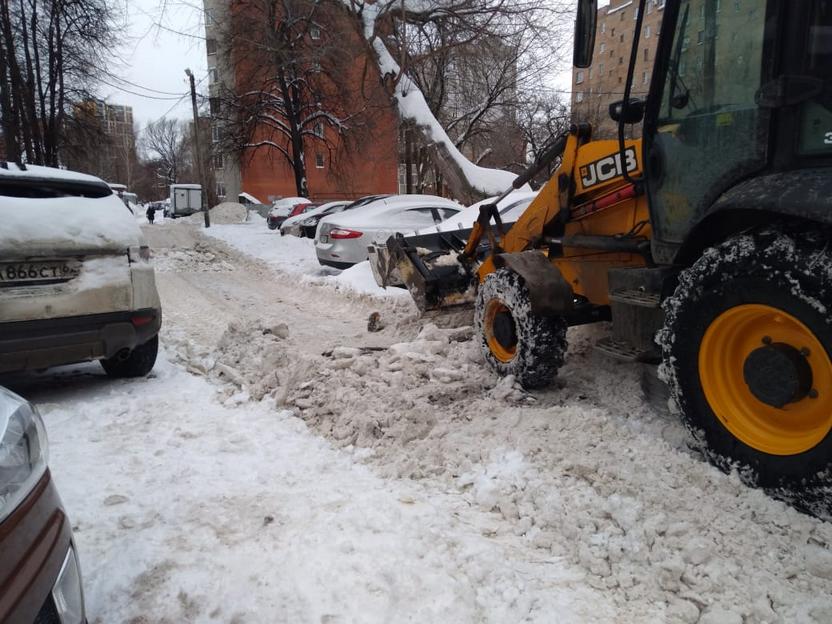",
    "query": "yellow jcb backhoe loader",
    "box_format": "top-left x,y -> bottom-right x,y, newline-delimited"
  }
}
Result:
381,0 -> 832,500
